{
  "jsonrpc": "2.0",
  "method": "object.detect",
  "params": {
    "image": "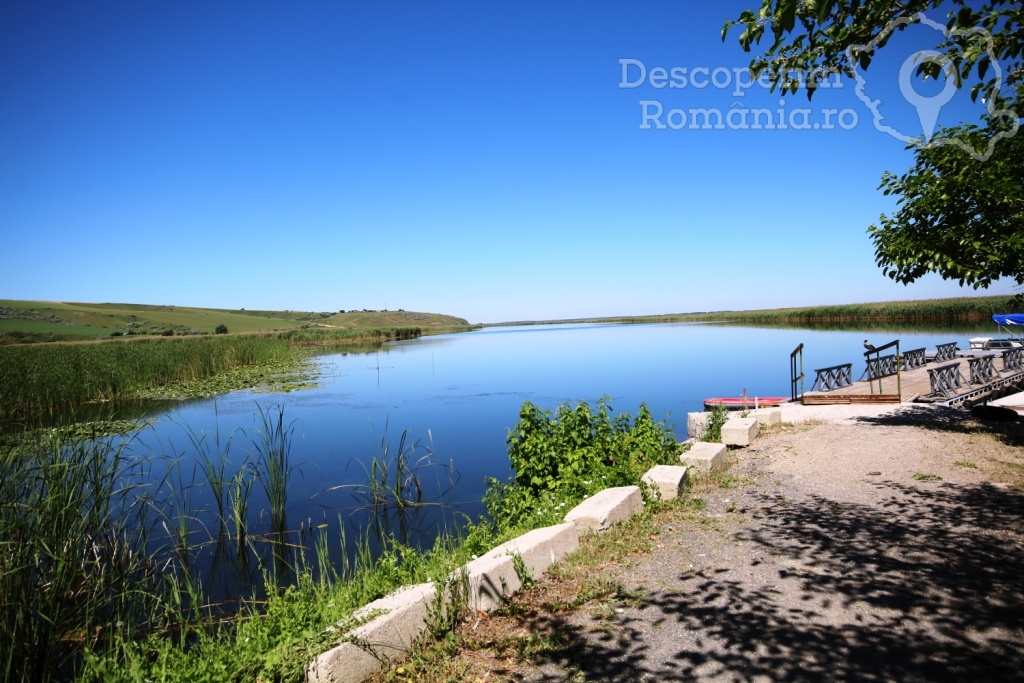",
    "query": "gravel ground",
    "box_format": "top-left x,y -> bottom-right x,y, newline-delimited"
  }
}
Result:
512,403 -> 1024,682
